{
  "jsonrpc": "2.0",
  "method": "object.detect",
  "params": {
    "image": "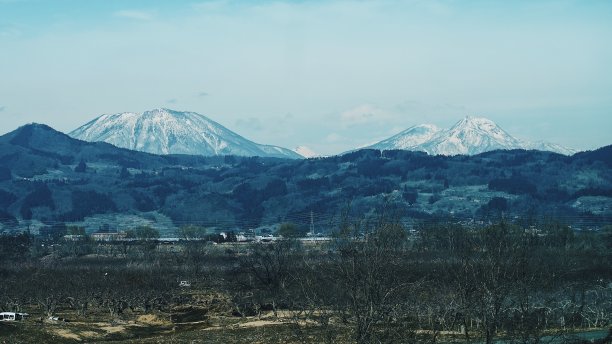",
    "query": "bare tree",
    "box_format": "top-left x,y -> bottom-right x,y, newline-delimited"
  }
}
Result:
235,239 -> 303,318
320,217 -> 421,344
